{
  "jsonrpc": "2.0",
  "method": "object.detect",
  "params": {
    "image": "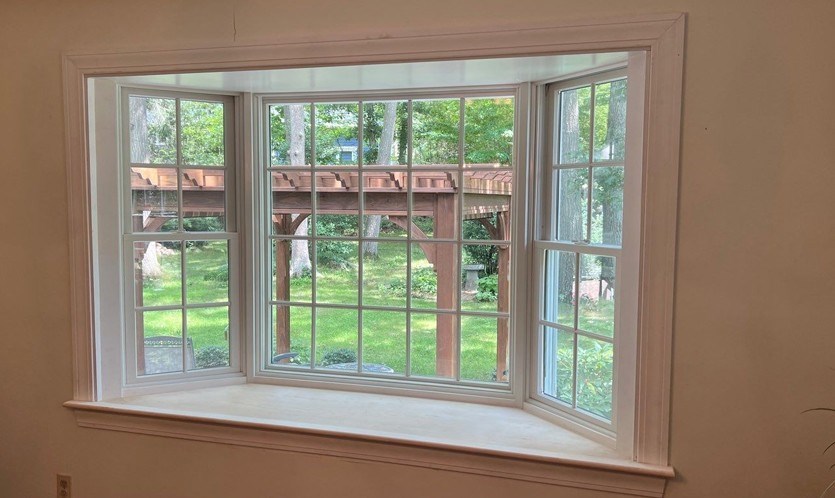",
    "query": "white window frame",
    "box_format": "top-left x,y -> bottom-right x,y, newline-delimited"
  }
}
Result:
525,66 -> 644,452
119,87 -> 242,386
250,87 -> 526,403
64,14 -> 684,469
